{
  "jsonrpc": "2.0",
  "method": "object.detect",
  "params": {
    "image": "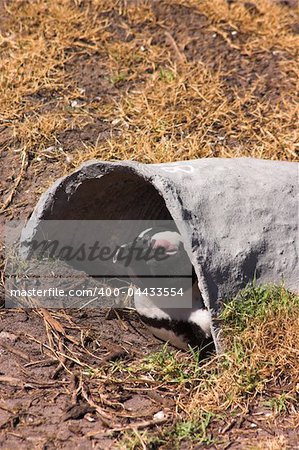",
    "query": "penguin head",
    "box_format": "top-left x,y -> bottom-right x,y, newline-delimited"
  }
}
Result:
113,227 -> 185,264
113,227 -> 191,290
